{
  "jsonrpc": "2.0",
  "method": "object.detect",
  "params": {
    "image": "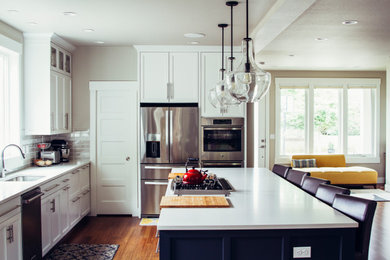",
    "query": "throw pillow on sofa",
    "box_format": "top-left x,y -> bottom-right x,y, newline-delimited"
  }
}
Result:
292,159 -> 317,168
